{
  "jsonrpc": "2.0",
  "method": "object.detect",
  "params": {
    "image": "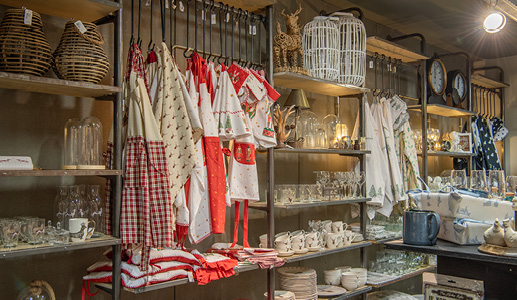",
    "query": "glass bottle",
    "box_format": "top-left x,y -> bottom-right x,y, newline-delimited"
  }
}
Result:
54,186 -> 68,225
88,185 -> 104,237
63,118 -> 82,169
65,185 -> 88,230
